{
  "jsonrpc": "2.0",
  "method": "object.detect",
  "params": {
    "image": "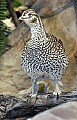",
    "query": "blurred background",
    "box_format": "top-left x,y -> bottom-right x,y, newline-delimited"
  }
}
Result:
0,0 -> 77,97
